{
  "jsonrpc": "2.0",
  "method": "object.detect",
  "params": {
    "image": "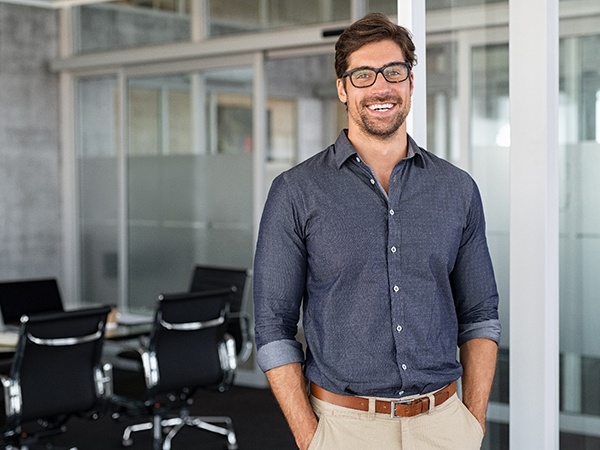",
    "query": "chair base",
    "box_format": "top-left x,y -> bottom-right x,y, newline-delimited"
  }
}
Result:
2,421 -> 77,450
122,411 -> 238,450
